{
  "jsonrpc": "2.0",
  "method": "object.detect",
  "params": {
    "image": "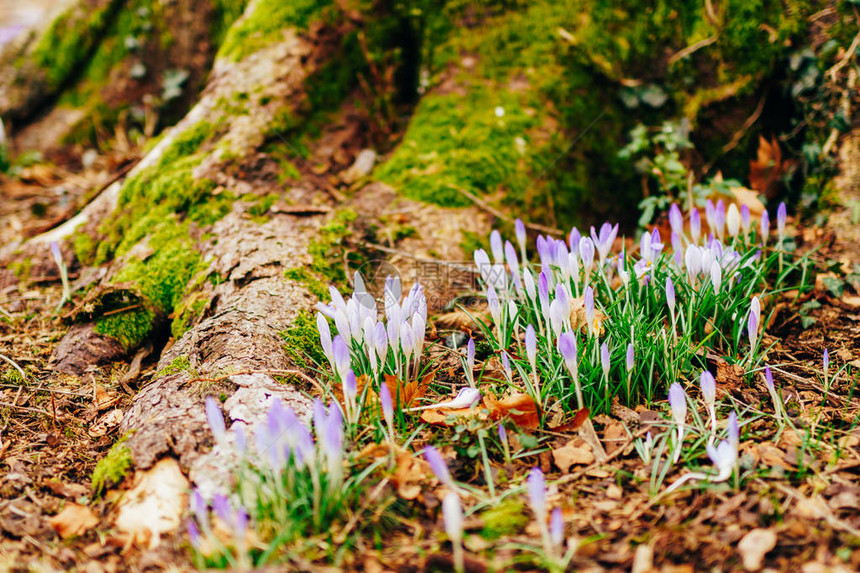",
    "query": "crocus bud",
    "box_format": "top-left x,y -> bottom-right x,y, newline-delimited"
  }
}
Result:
467,338 -> 475,373
584,286 -> 595,335
374,322 -> 388,362
764,366 -> 774,391
710,261 -> 722,294
760,211 -> 770,246
187,519 -> 201,550
527,467 -> 546,520
525,324 -> 537,369
474,249 -> 491,284
505,240 -> 521,291
626,343 -> 634,372
550,507 -> 564,548
487,285 -> 502,327
501,350 -> 512,381
690,208 -> 701,243
579,237 -> 595,274
568,227 -> 581,254
344,370 -> 357,403
424,445 -> 454,489
669,382 -> 687,463
823,348 -> 830,374
727,410 -> 739,450
747,296 -> 760,349
380,383 -> 393,428
600,342 -> 610,378
549,299 -> 565,336
498,423 -> 507,444
726,204 -> 740,238
714,199 -> 726,239
557,332 -> 577,377
400,322 -> 415,363
332,335 -> 351,382
490,230 -> 504,264
665,277 -> 676,314
523,268 -> 536,301
669,203 -> 683,236
515,219 -> 527,254
777,202 -> 786,239
205,396 -> 226,442
740,204 -> 751,235
442,492 -> 463,545
700,370 -> 716,435
705,200 -> 716,232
